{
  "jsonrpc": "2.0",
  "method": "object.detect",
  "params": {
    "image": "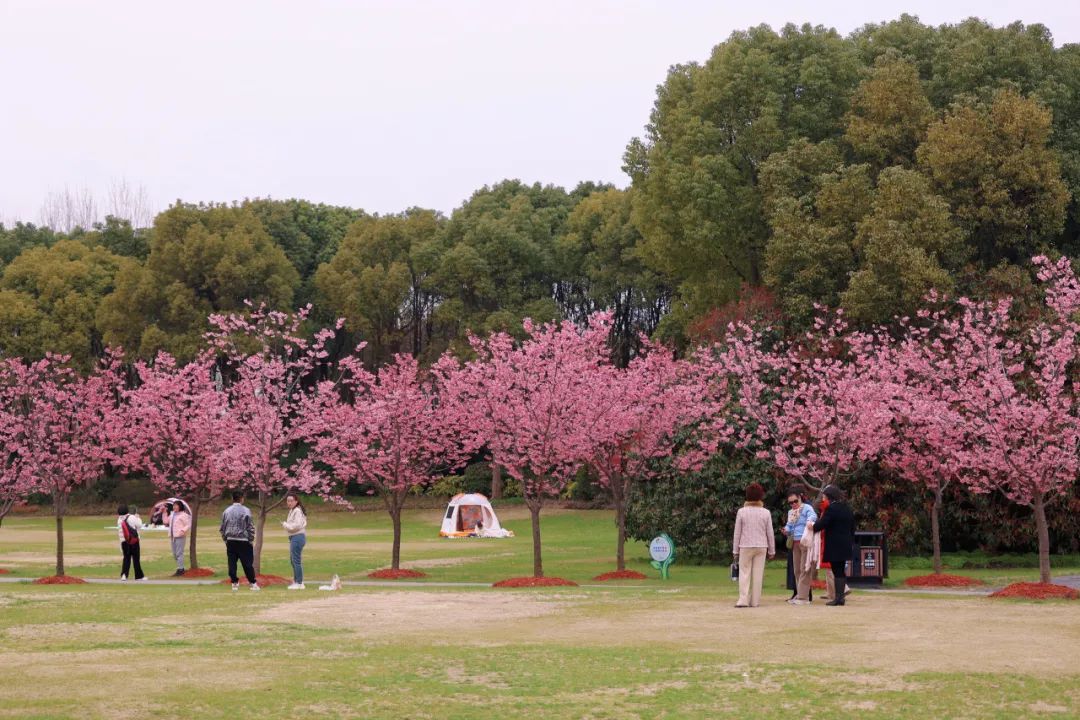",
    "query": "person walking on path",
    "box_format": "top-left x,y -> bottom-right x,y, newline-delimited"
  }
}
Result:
781,487 -> 817,605
732,482 -> 776,608
117,504 -> 146,581
168,501 -> 191,576
281,492 -> 307,590
220,491 -> 259,591
810,485 -> 855,606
